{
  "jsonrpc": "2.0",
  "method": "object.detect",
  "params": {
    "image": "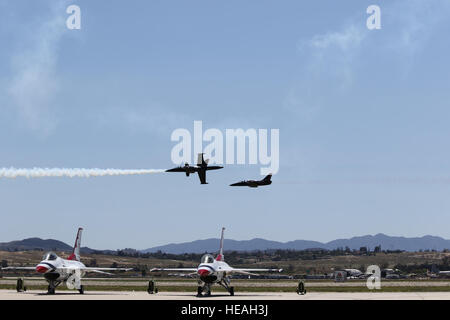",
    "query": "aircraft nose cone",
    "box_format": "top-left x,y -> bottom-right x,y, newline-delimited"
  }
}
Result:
36,265 -> 48,273
198,269 -> 210,277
